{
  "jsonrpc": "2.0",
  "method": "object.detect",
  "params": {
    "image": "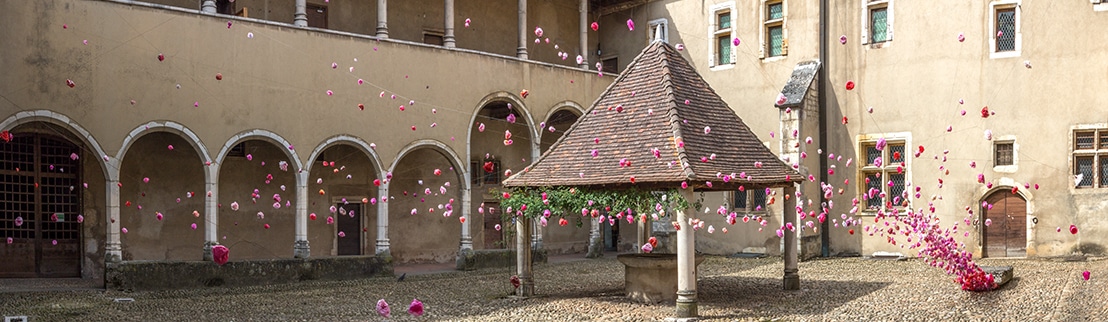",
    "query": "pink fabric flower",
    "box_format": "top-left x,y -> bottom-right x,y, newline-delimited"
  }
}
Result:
408,298 -> 424,317
212,245 -> 229,266
376,299 -> 391,318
